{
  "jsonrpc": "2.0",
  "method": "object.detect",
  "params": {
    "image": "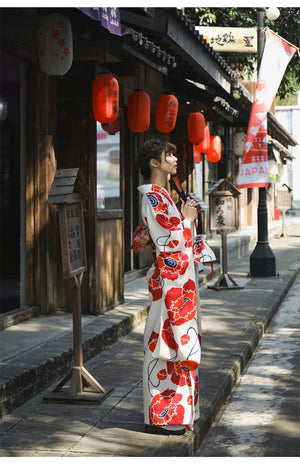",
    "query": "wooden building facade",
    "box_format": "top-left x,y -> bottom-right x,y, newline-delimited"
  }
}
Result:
0,7 -> 296,320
